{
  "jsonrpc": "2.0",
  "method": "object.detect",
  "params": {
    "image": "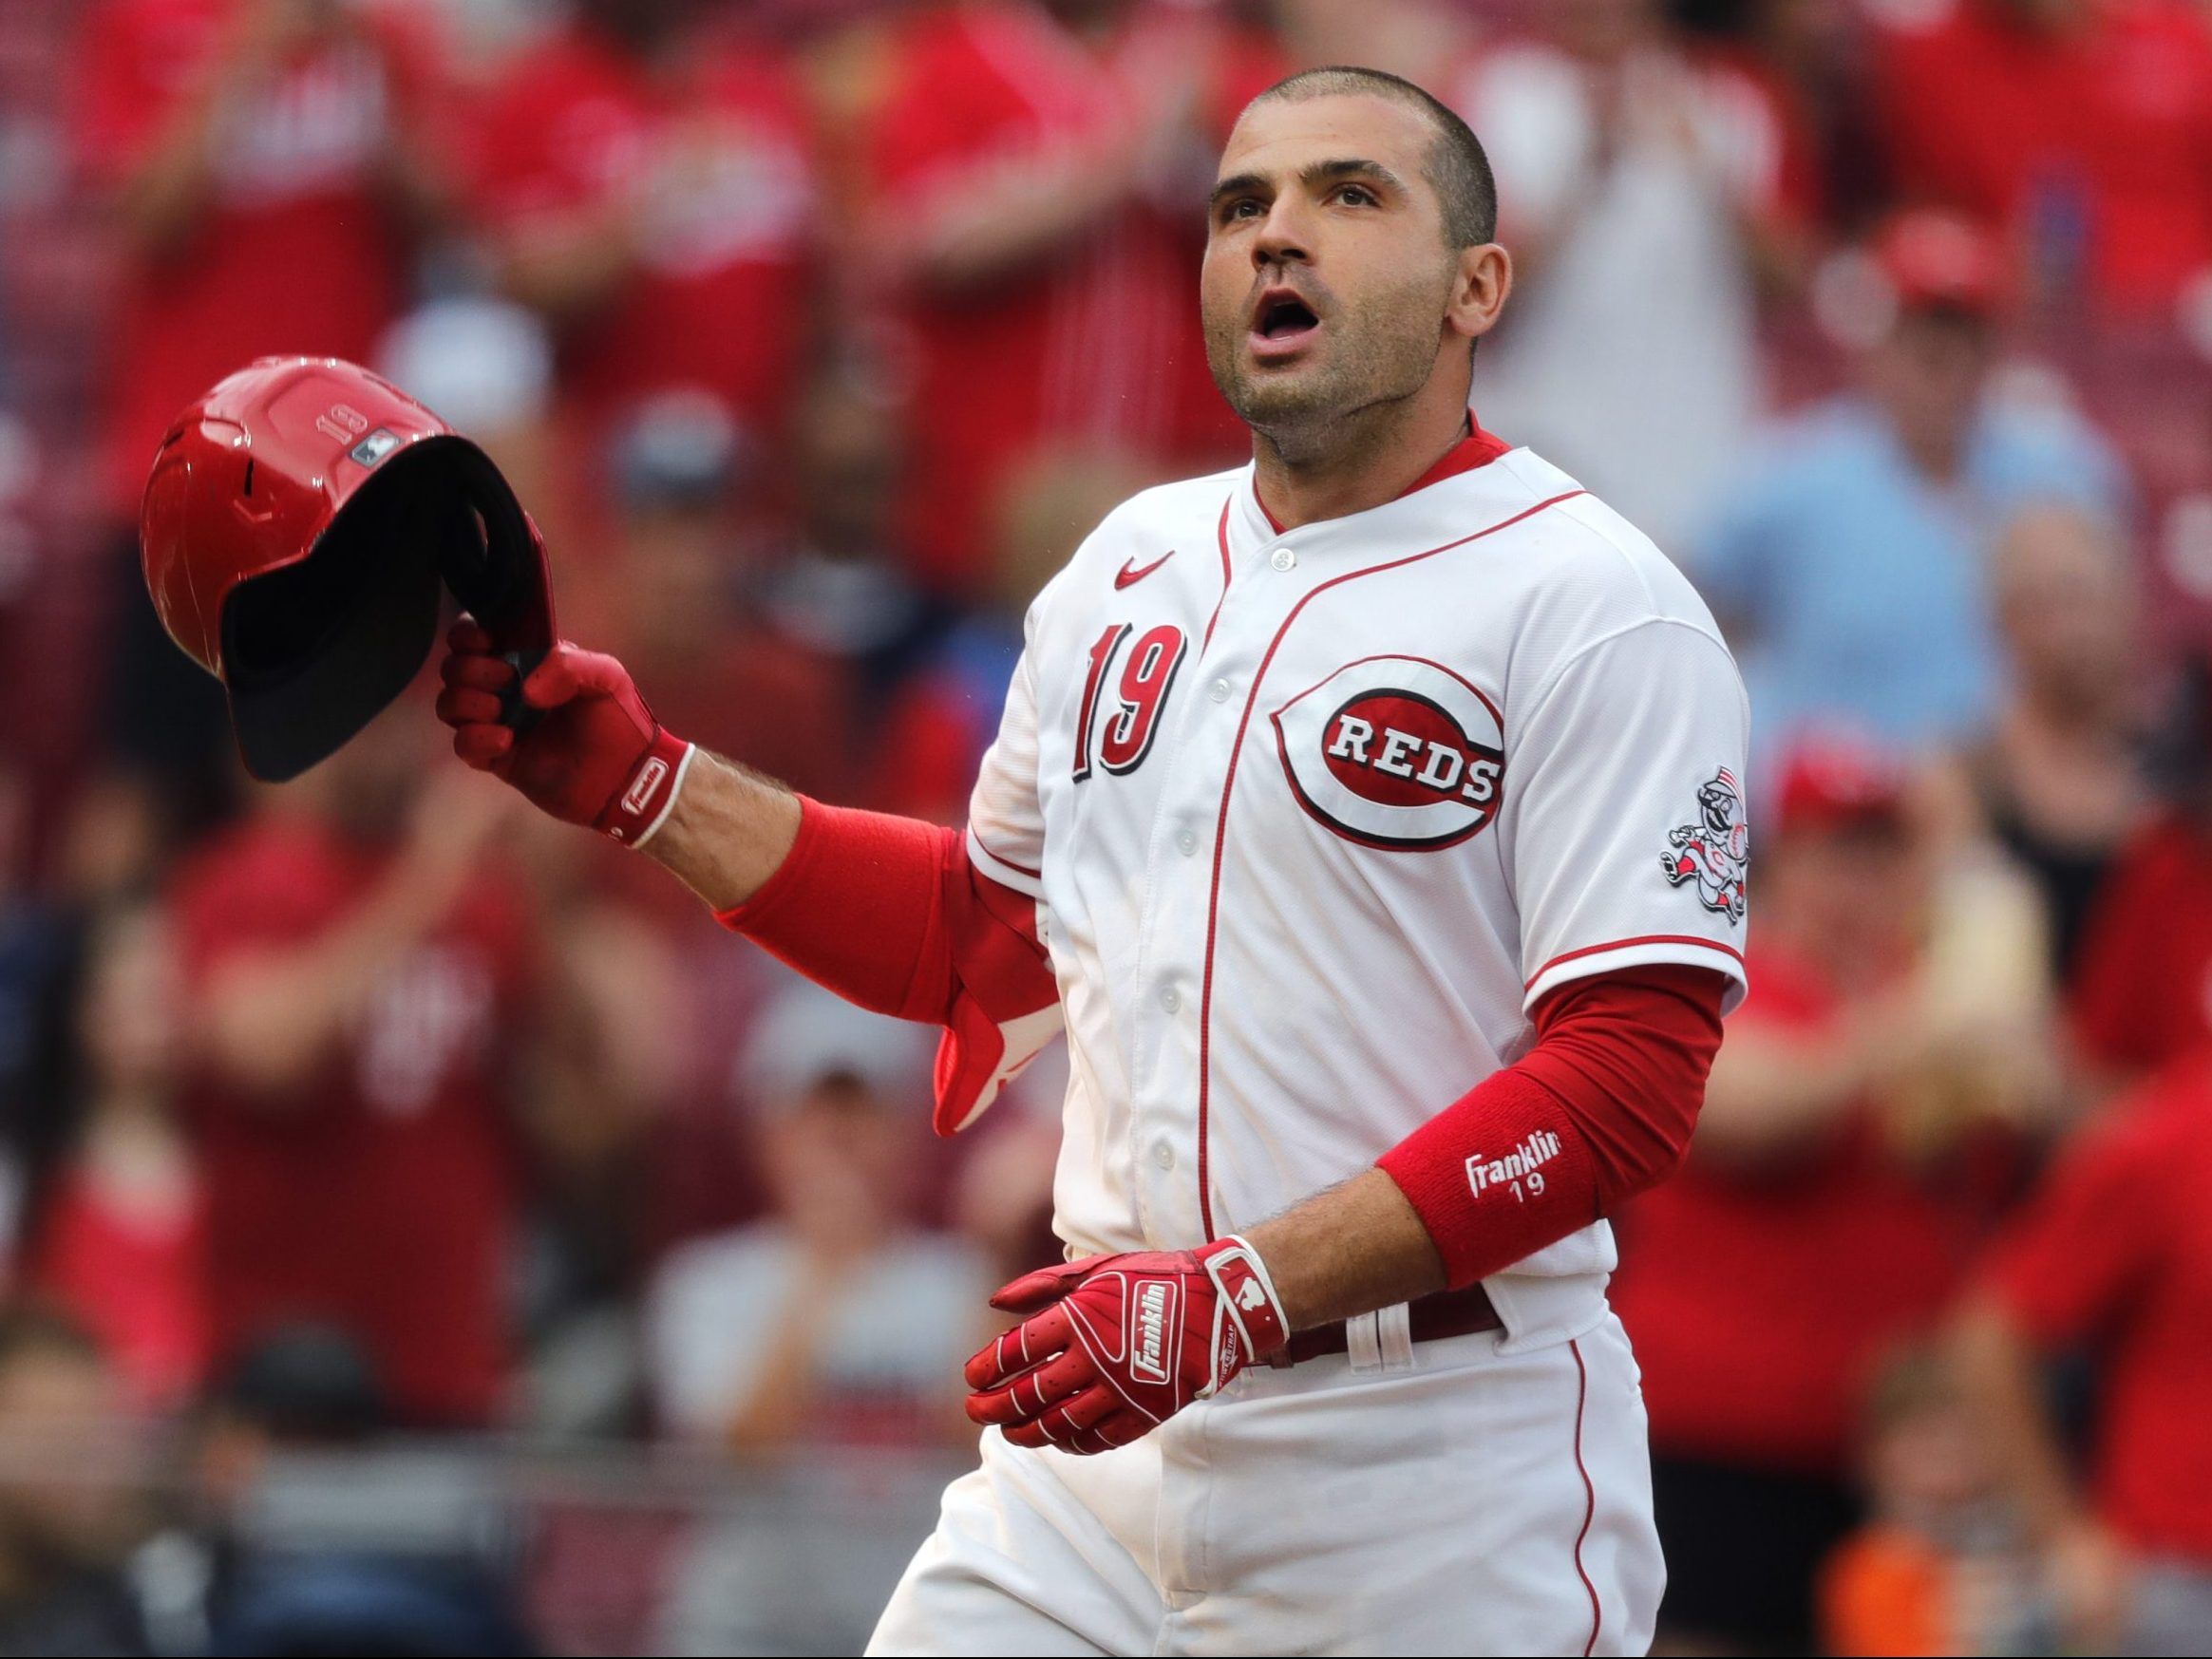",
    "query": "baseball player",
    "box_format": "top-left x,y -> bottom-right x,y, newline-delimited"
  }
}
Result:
436,66 -> 1749,1656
